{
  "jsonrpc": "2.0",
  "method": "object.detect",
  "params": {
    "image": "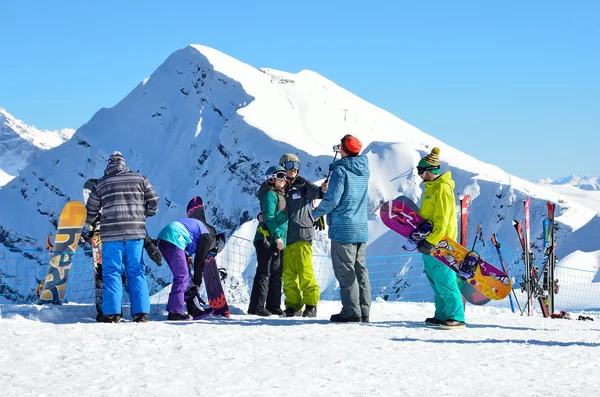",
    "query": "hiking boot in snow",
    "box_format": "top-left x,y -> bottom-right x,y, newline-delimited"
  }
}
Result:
284,308 -> 301,317
132,313 -> 149,323
361,316 -> 370,323
302,305 -> 317,318
330,313 -> 361,323
425,317 -> 443,326
96,314 -> 121,323
267,307 -> 284,316
167,312 -> 192,321
440,319 -> 465,330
